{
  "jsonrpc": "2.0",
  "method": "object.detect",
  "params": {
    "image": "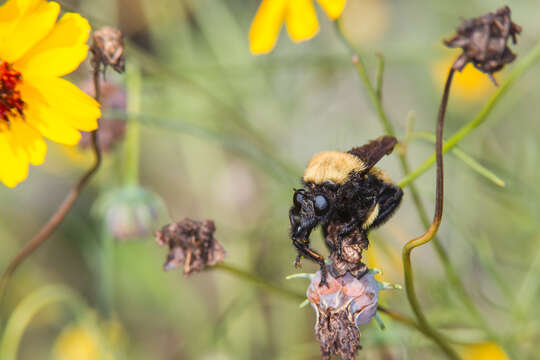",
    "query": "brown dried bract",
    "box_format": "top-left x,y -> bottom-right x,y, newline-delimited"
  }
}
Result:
316,311 -> 361,360
91,26 -> 126,73
444,6 -> 522,78
155,218 -> 226,276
